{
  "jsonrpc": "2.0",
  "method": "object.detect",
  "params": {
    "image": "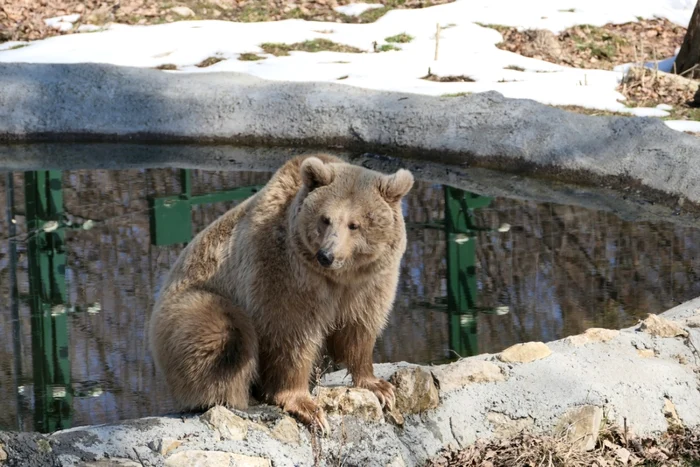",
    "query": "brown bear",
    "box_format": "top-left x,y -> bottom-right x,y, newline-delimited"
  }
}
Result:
148,154 -> 414,431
